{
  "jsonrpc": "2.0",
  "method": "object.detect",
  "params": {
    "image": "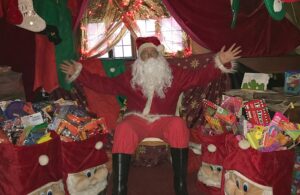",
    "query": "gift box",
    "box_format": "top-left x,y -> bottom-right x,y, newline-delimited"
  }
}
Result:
61,133 -> 109,195
0,131 -> 65,194
284,71 -> 300,95
222,134 -> 295,195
